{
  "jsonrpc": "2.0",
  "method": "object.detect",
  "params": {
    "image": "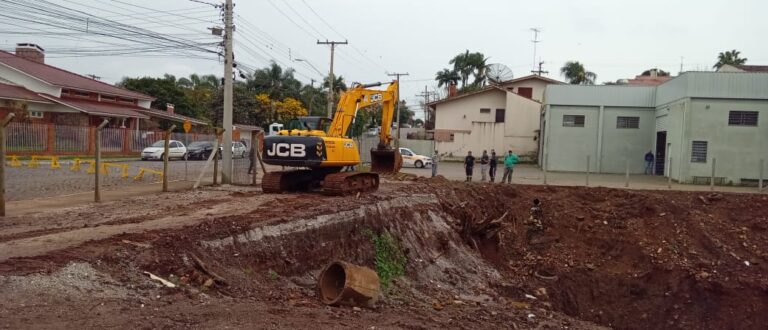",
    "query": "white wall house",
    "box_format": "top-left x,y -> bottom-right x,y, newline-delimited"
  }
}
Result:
542,71 -> 768,185
428,75 -> 563,161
